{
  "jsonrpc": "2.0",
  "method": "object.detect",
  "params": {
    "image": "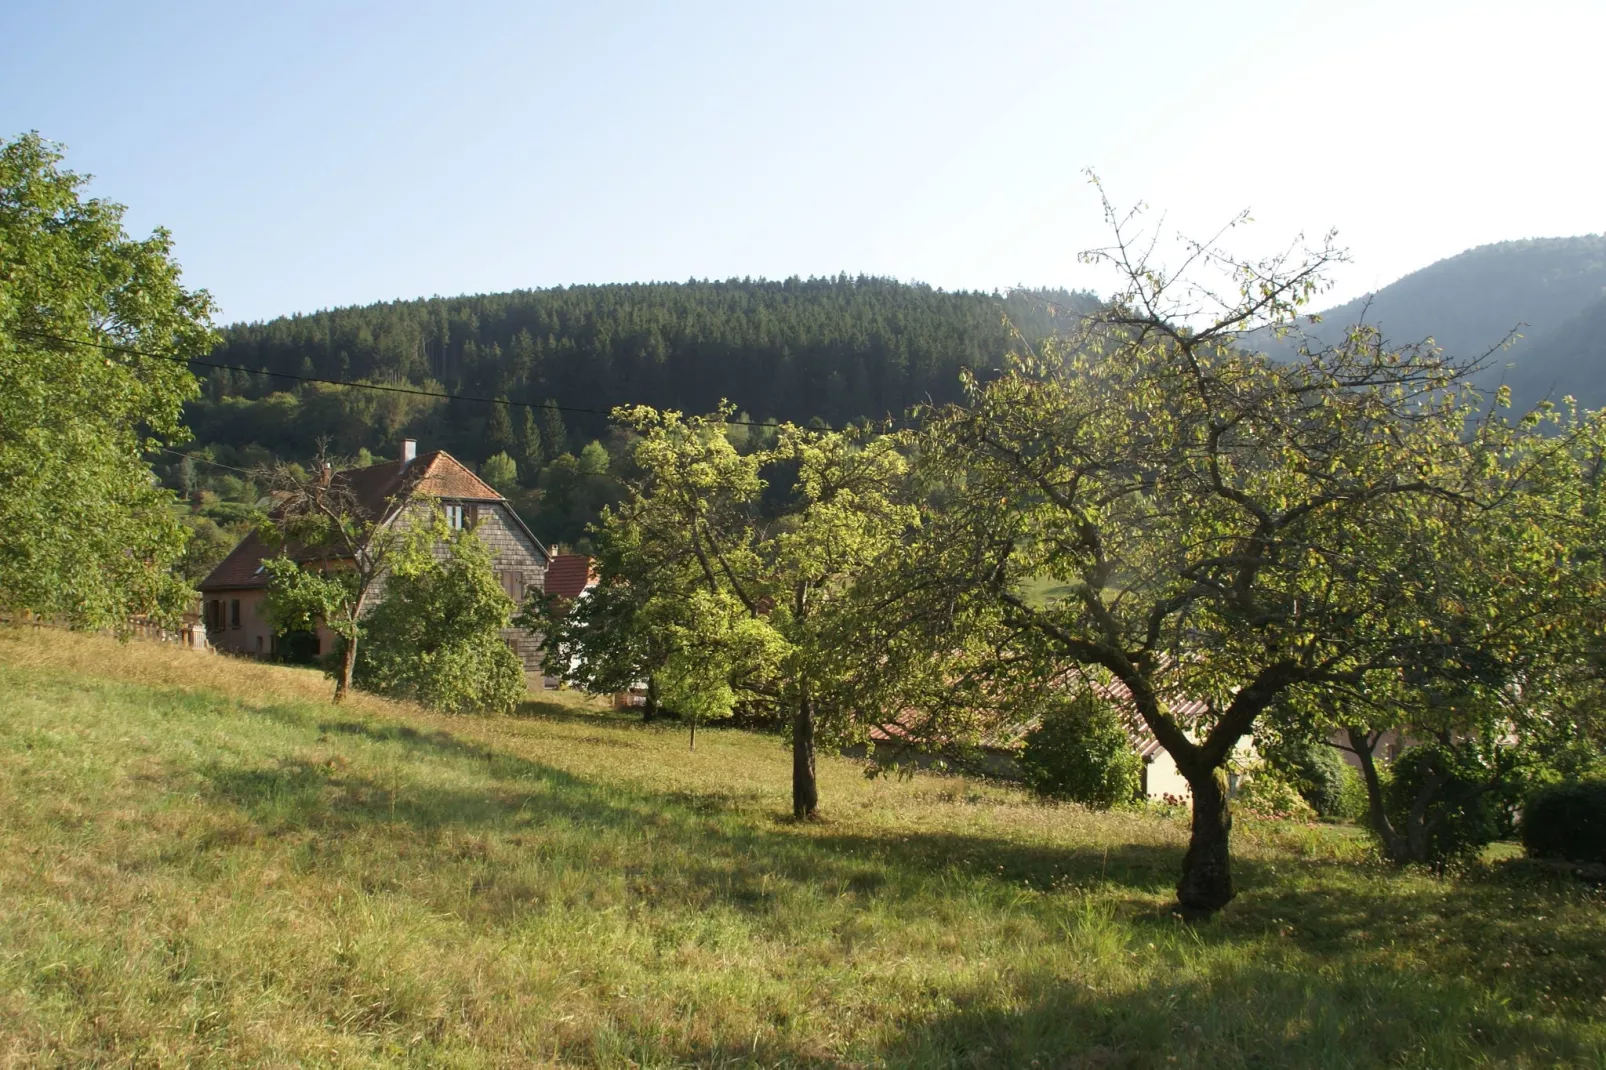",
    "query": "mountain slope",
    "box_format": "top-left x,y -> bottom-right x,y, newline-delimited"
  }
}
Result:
1504,292 -> 1606,411
1246,236 -> 1606,409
